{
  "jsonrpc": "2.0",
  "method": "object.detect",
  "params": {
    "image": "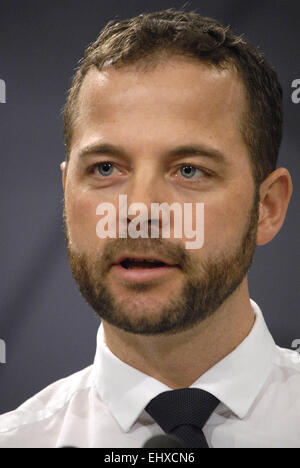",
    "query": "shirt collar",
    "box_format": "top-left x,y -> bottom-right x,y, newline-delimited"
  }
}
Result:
92,299 -> 276,432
